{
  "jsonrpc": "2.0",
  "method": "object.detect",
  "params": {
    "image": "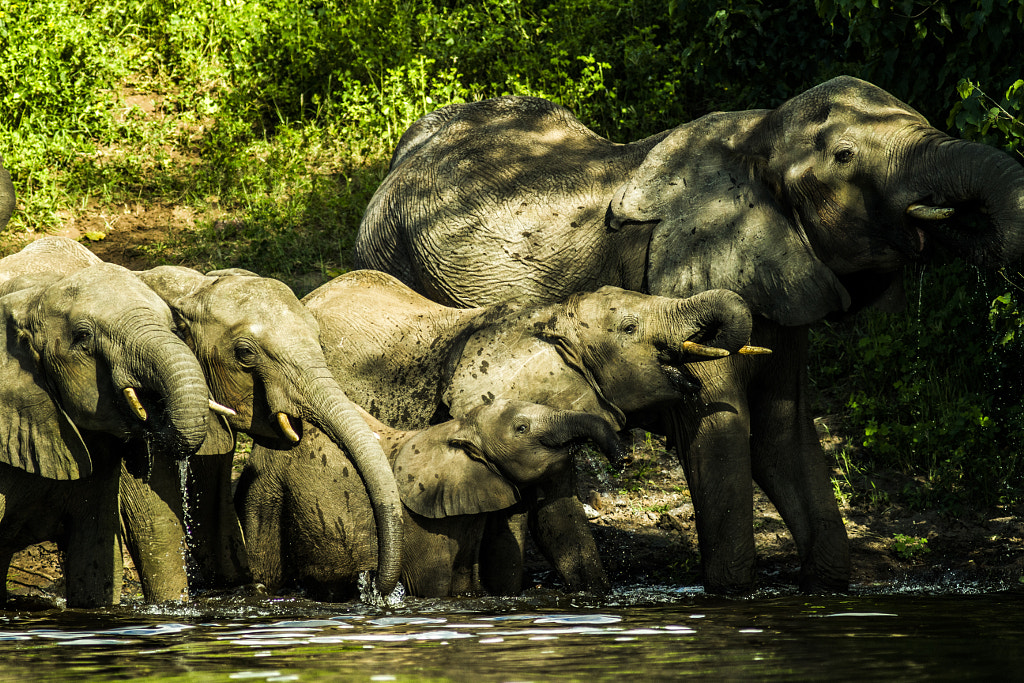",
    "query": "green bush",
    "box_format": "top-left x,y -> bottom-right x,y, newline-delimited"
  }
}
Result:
2,0 -> 1024,507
